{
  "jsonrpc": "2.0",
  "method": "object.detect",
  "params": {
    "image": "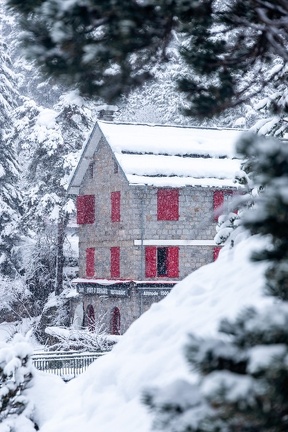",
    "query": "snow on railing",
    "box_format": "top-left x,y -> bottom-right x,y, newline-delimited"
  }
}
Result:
32,351 -> 108,380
